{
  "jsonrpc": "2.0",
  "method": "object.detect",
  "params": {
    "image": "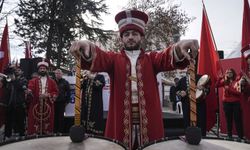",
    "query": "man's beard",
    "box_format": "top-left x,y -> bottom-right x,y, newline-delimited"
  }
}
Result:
39,71 -> 47,76
124,41 -> 140,51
